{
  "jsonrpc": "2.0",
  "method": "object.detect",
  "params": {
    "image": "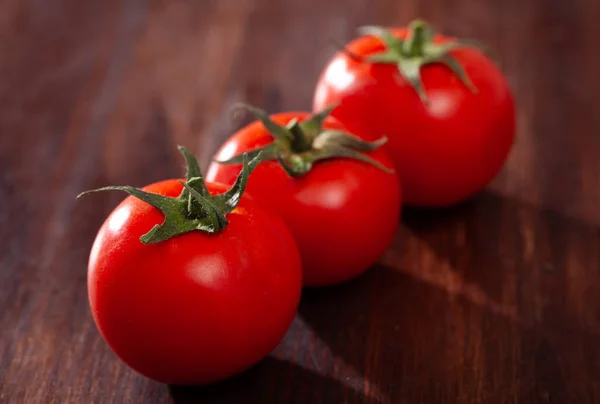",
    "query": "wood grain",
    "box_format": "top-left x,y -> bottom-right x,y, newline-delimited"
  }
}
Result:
1,0 -> 599,402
